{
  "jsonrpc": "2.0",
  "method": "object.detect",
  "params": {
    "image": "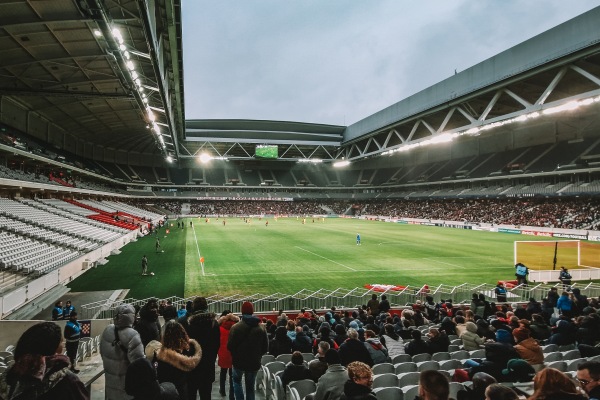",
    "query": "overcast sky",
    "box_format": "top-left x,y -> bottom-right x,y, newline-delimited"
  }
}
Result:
182,1 -> 600,126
